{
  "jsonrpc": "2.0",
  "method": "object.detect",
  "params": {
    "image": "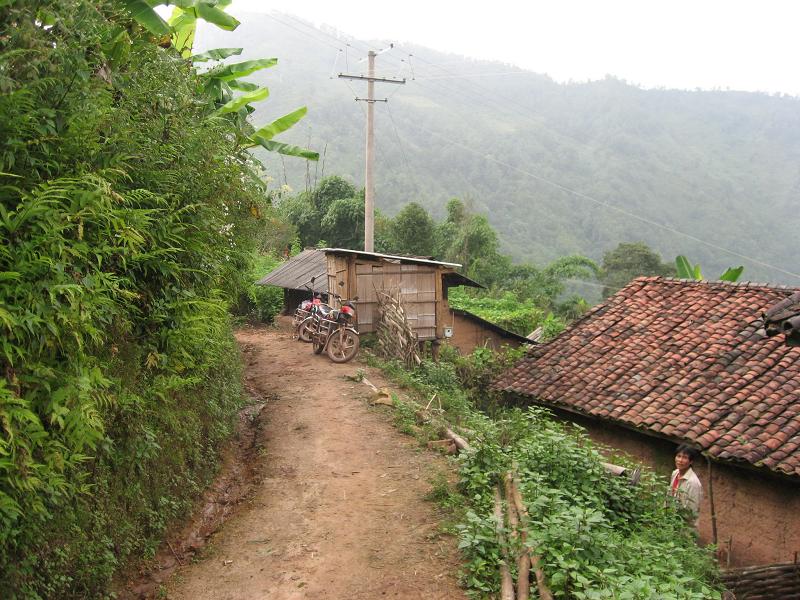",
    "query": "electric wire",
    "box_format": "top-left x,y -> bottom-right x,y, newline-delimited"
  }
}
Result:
386,103 -> 419,196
